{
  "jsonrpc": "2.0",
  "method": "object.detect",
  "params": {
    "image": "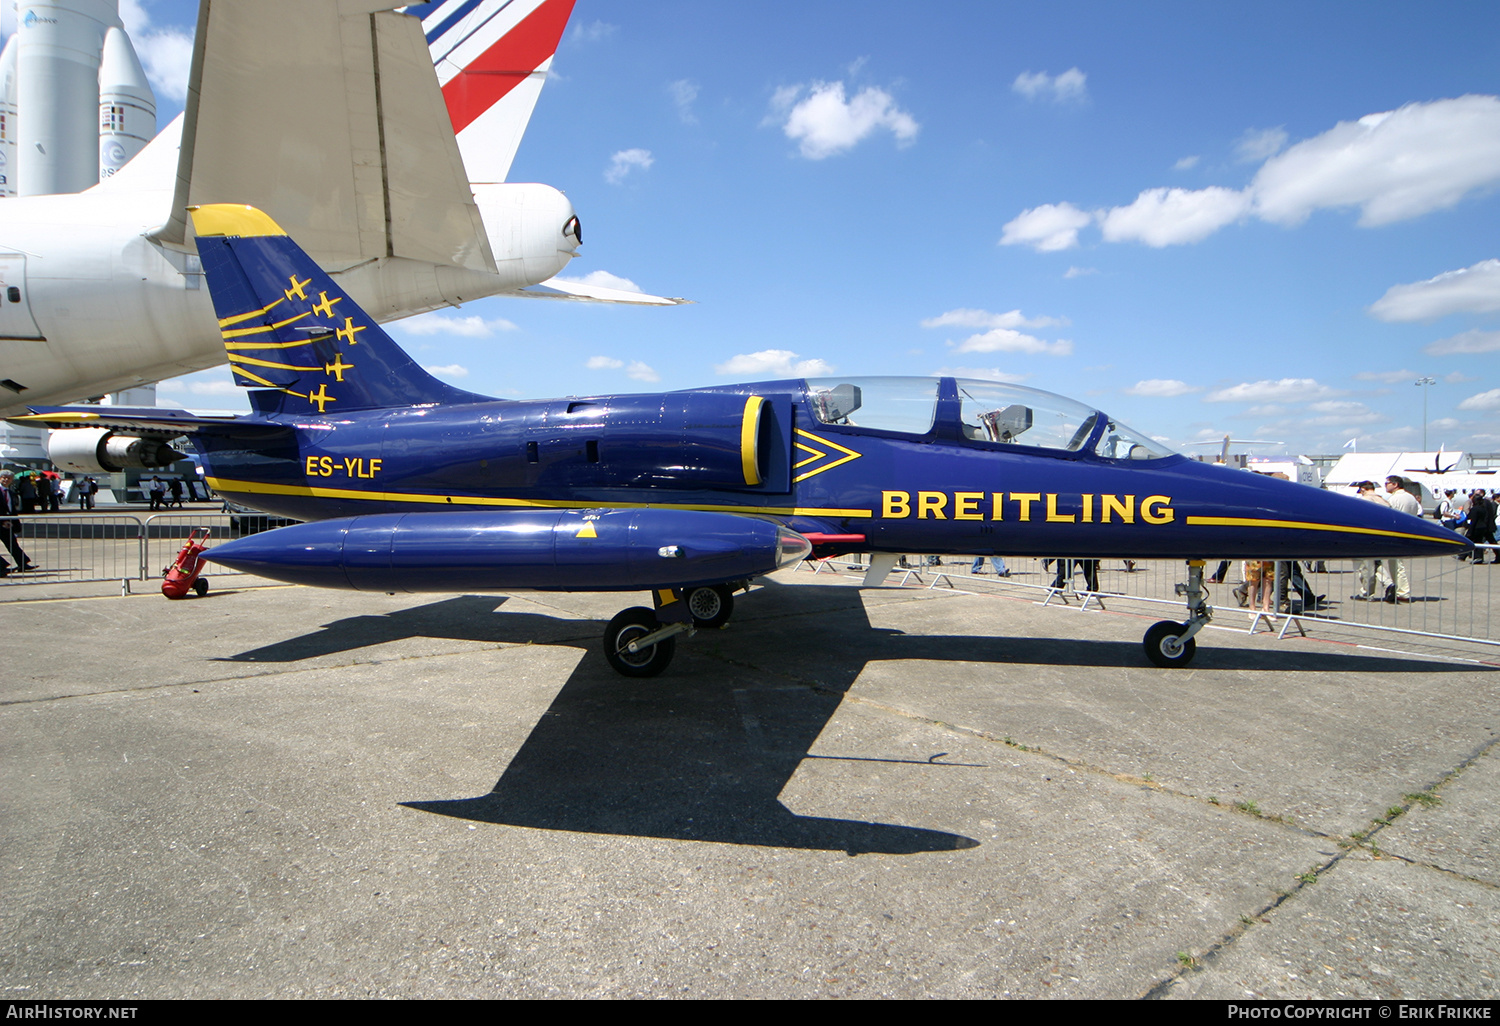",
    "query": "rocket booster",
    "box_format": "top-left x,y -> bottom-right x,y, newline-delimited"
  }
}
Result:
97,23 -> 151,178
